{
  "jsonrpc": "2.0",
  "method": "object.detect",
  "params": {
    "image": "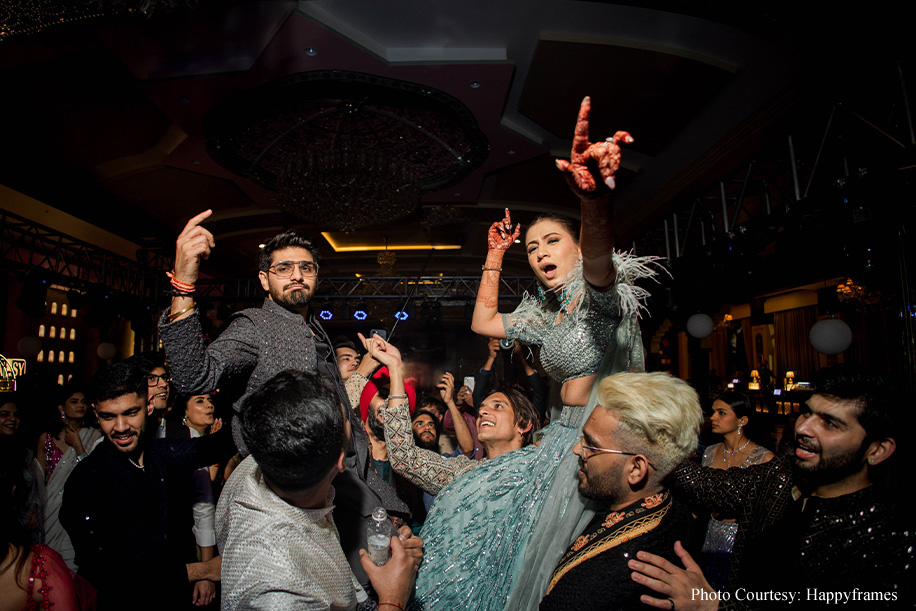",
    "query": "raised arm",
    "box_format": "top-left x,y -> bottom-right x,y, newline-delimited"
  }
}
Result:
159,210 -> 260,393
555,97 -> 633,290
362,335 -> 475,495
473,338 -> 499,408
169,209 -> 215,323
471,209 -> 520,338
438,372 -> 477,458
345,351 -> 378,415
